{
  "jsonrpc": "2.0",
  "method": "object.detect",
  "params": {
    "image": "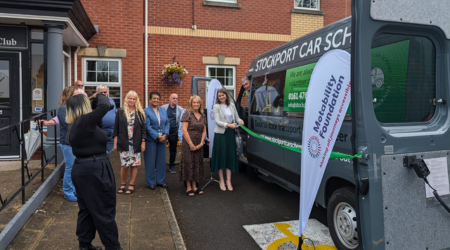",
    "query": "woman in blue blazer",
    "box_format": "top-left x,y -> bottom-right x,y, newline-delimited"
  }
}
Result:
144,91 -> 170,190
